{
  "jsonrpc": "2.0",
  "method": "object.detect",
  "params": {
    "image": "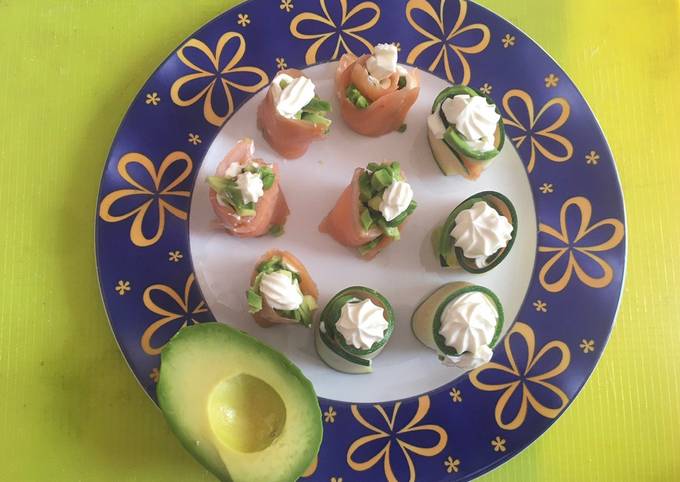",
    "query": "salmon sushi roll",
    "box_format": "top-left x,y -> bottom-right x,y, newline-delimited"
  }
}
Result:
246,250 -> 319,328
319,161 -> 417,260
257,69 -> 332,159
336,43 -> 420,137
207,138 -> 289,237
